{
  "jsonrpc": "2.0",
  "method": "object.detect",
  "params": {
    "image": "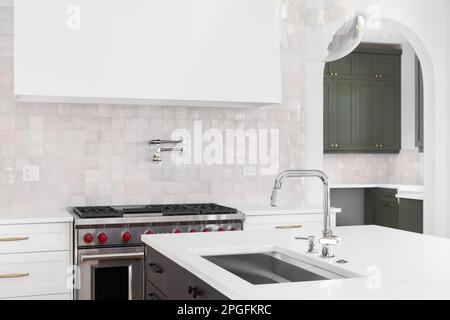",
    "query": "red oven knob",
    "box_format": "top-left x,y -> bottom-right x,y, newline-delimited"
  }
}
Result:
97,232 -> 108,244
145,229 -> 154,235
121,231 -> 132,243
202,227 -> 211,232
217,227 -> 226,232
172,228 -> 182,234
189,228 -> 198,233
83,233 -> 94,244
229,226 -> 238,231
